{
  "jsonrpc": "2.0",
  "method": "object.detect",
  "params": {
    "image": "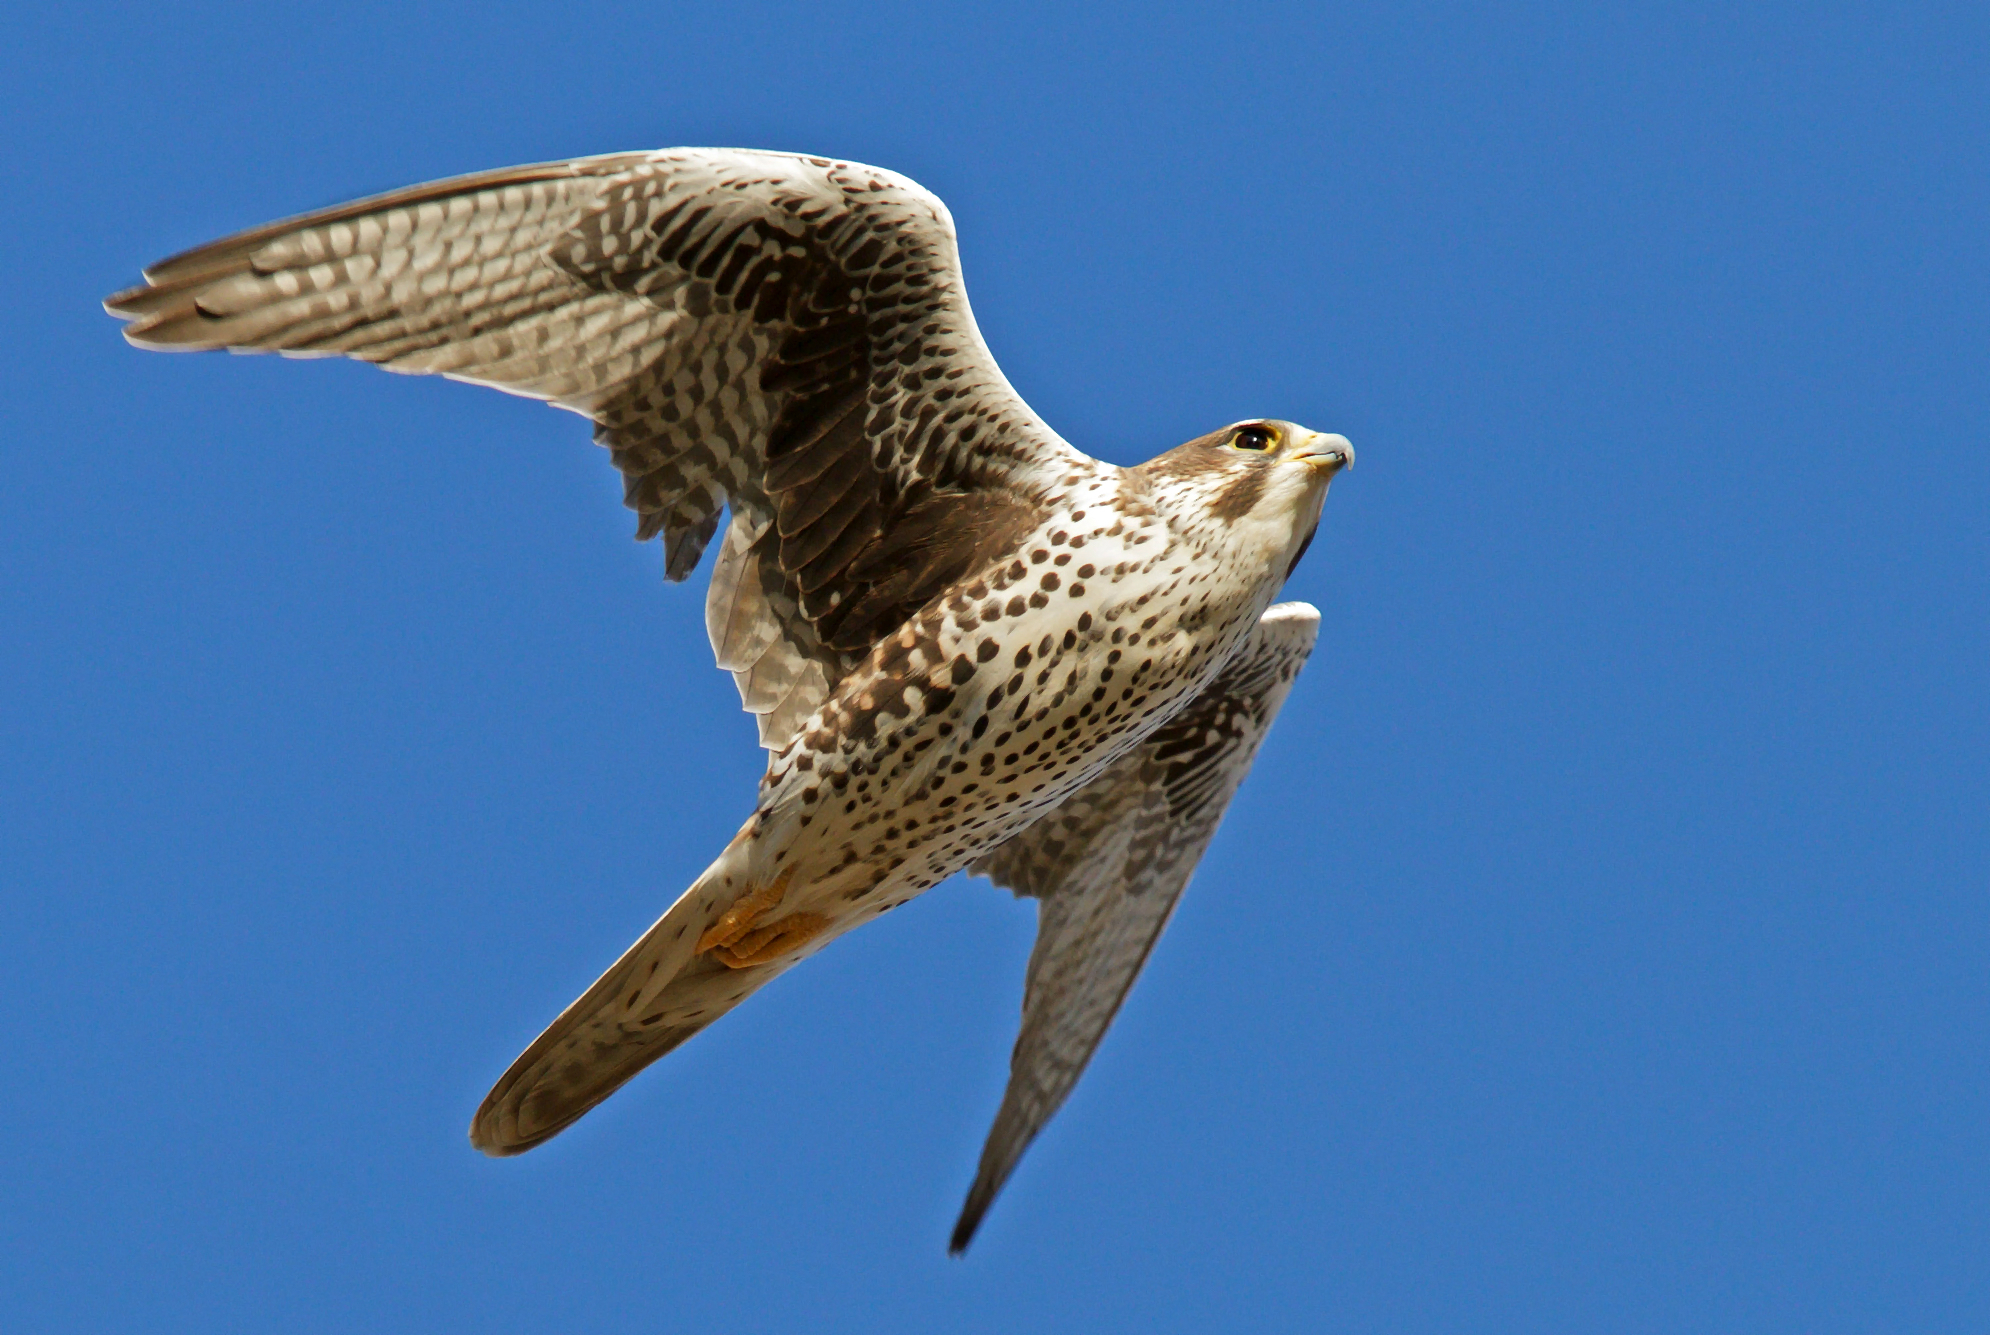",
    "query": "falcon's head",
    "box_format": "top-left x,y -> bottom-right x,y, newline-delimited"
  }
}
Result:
1138,418 -> 1353,581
